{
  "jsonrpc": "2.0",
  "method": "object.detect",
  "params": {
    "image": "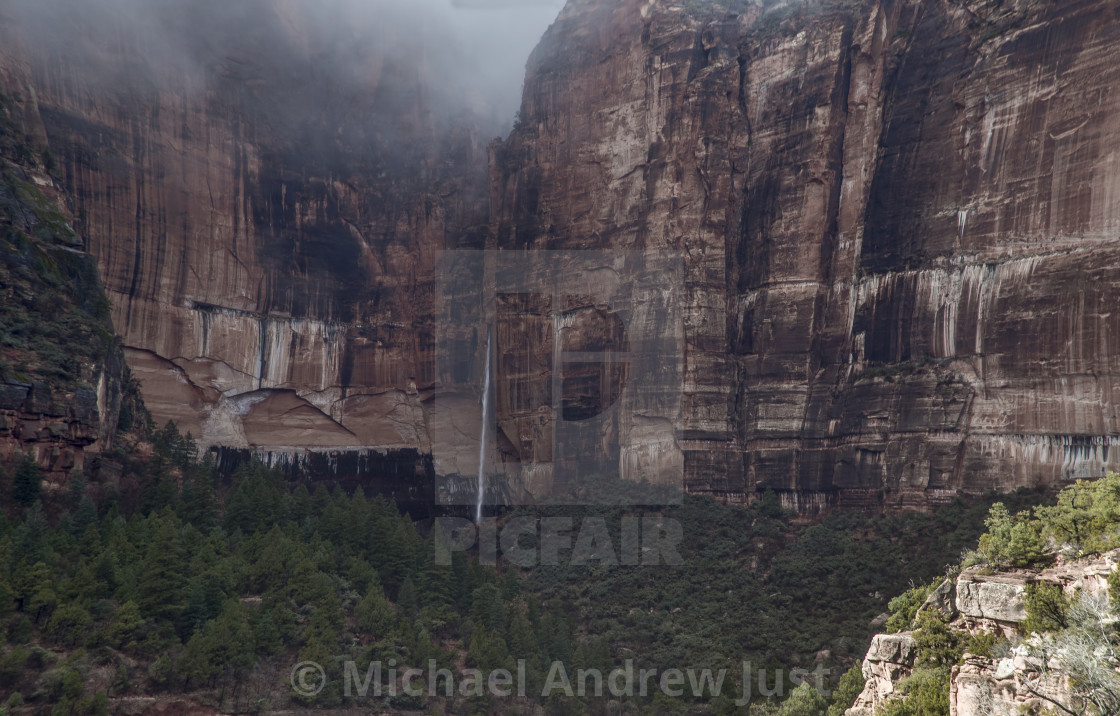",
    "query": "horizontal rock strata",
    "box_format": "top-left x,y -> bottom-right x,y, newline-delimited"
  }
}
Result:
4,0 -> 1120,506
